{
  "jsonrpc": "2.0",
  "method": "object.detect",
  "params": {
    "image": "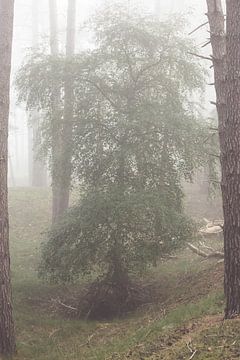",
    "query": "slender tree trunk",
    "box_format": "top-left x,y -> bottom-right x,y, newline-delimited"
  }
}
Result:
0,0 -> 16,355
223,0 -> 240,318
30,0 -> 48,188
49,0 -> 62,222
49,0 -> 59,55
55,0 -> 76,217
32,0 -> 47,187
